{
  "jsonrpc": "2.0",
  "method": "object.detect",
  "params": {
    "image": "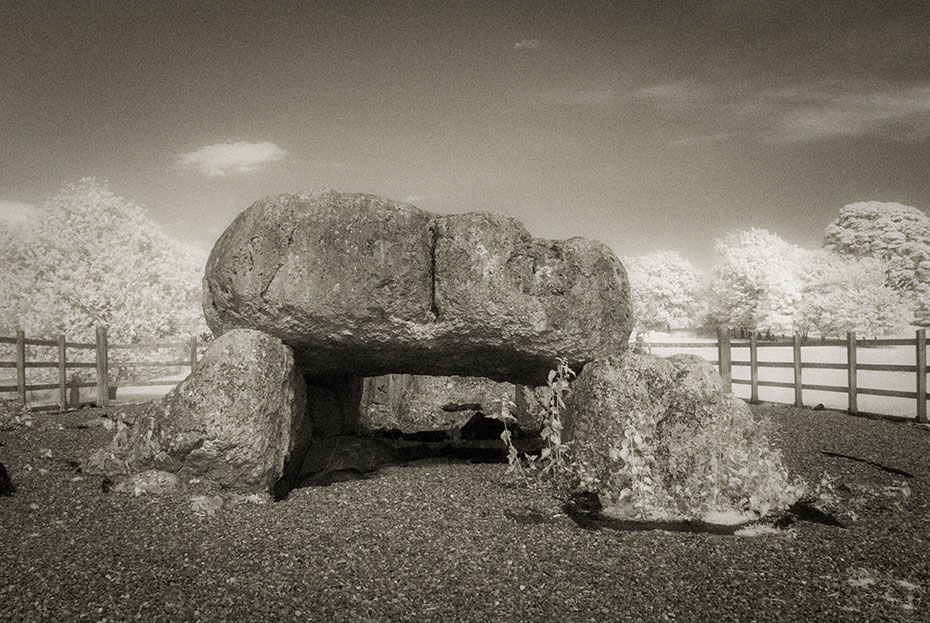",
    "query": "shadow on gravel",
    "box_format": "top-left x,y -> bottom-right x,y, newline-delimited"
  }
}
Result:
300,469 -> 382,487
821,451 -> 915,478
775,501 -> 845,528
561,493 -> 847,534
561,502 -> 747,535
277,433 -> 516,498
